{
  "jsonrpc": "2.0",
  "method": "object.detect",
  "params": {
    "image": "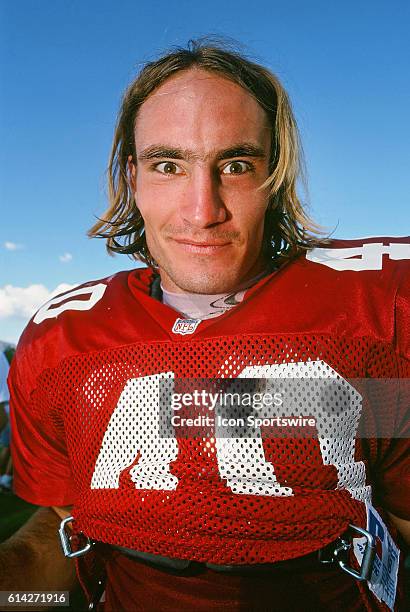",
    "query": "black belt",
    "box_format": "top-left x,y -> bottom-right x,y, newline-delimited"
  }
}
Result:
85,538 -> 356,610
108,539 -> 341,576
59,517 -> 377,607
